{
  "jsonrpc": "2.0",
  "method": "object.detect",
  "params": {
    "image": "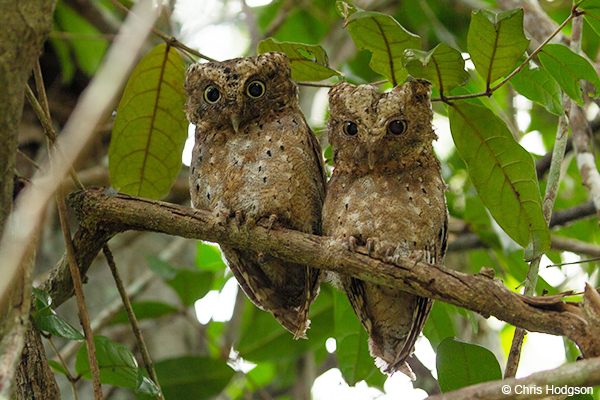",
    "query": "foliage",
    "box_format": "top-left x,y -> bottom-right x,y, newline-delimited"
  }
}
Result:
28,0 -> 600,398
